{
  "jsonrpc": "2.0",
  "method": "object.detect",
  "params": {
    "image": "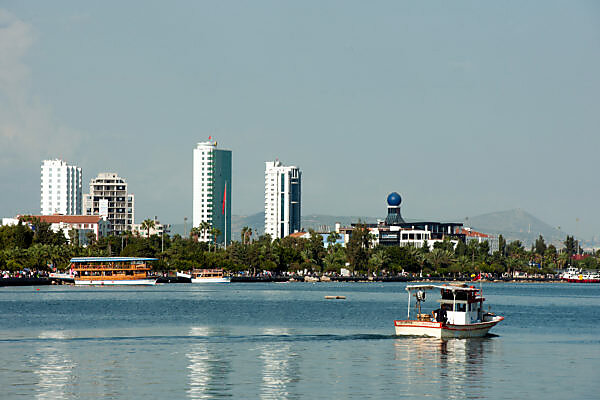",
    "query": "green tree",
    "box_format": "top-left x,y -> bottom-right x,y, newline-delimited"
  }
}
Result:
534,235 -> 547,255
346,223 -> 372,274
141,218 -> 156,238
498,234 -> 506,256
564,236 -> 576,256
